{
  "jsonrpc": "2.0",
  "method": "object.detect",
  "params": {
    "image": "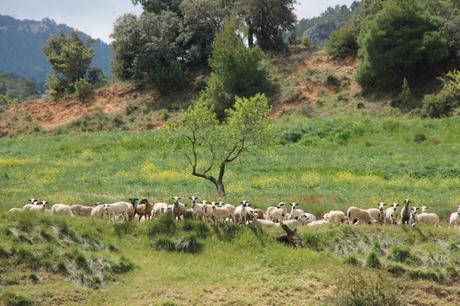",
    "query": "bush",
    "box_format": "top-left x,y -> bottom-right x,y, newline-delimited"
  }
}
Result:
175,236 -> 202,254
343,254 -> 360,266
0,291 -> 34,306
74,78 -> 93,101
154,236 -> 177,252
386,263 -> 407,276
302,36 -> 312,48
387,245 -> 420,265
147,215 -> 177,238
422,71 -> 460,118
326,25 -> 358,59
330,272 -> 402,306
